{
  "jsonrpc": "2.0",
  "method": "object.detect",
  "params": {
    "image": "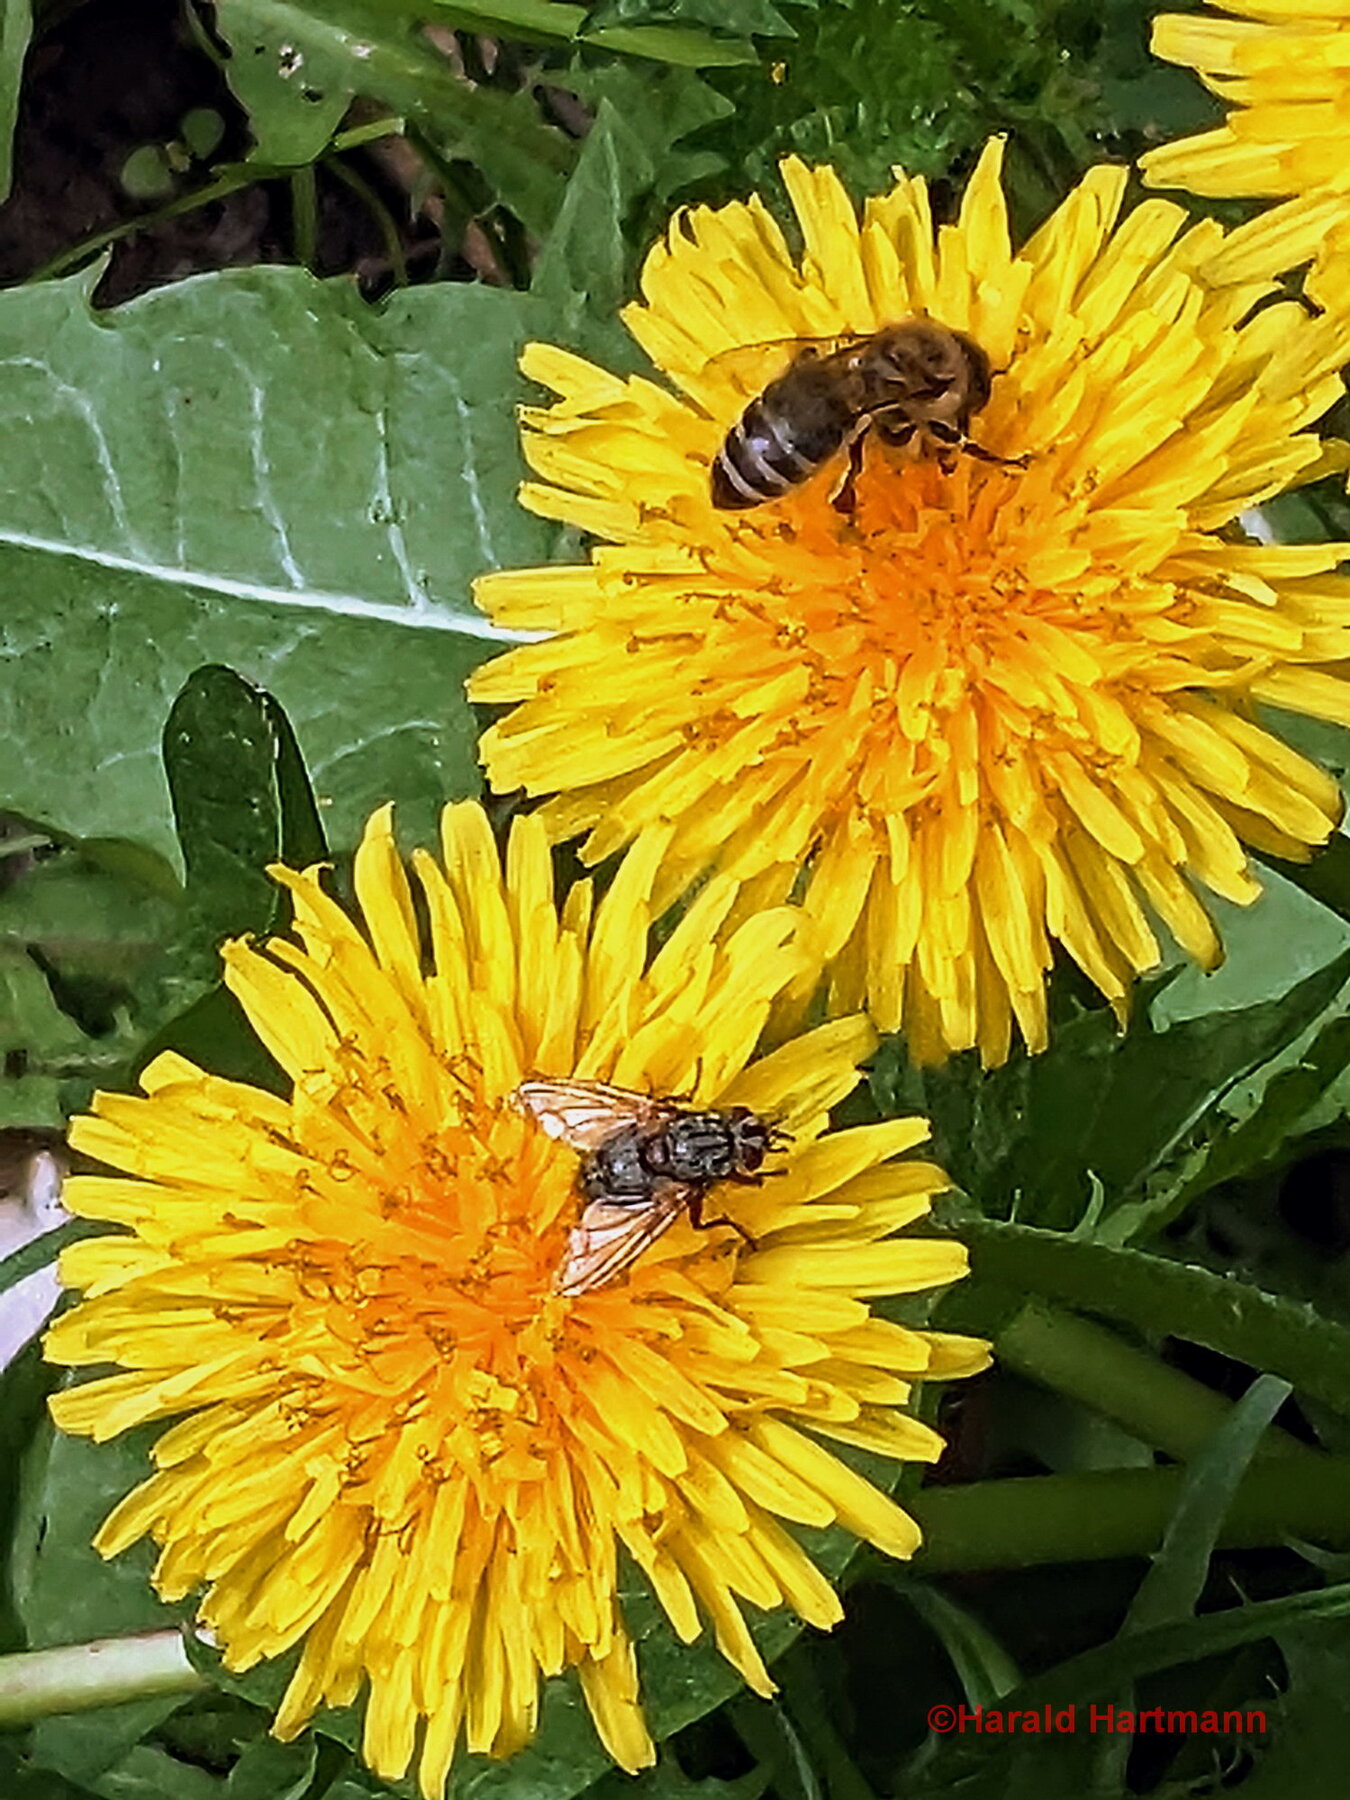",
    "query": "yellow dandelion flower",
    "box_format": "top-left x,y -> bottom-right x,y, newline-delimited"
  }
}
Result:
470,139 -> 1350,1067
45,802 -> 984,1797
1140,0 -> 1350,298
